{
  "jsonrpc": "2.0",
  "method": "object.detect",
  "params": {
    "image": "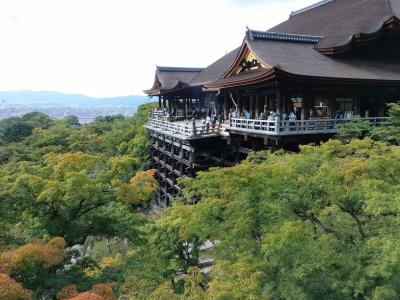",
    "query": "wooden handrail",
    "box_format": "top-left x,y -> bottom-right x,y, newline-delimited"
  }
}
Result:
229,117 -> 386,136
147,116 -> 220,137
